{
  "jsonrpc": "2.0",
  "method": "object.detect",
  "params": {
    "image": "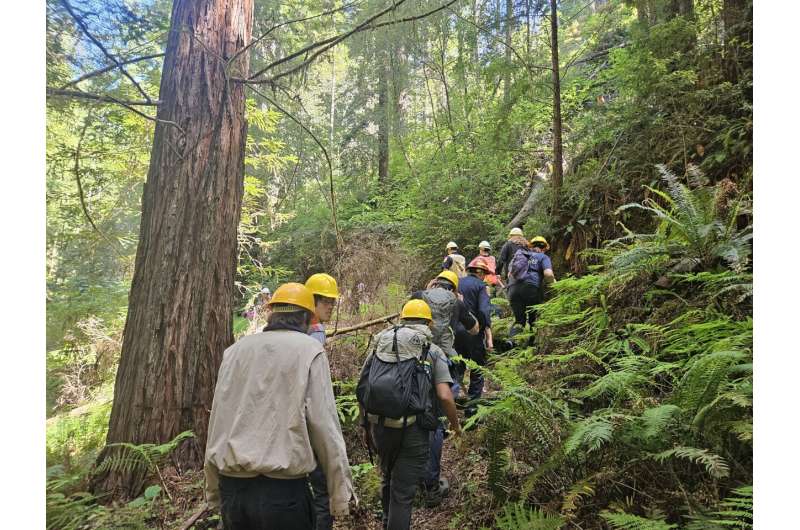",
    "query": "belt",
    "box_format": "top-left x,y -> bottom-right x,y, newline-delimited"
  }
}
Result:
367,413 -> 416,428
